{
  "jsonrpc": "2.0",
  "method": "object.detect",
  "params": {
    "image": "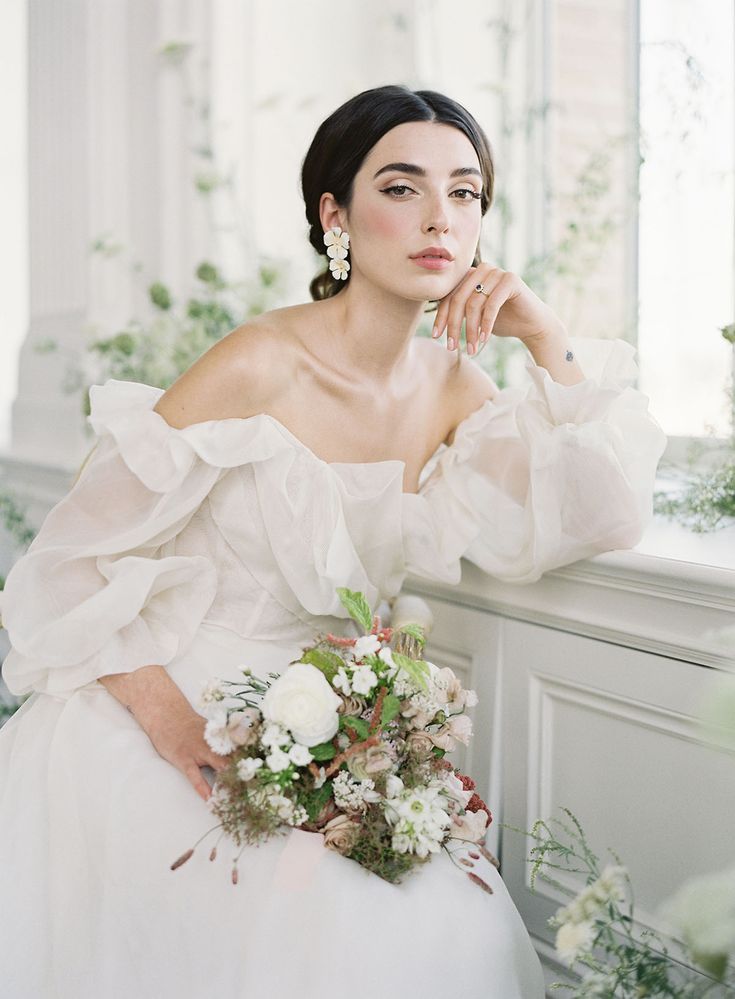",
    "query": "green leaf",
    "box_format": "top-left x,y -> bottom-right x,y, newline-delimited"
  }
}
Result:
300,648 -> 344,683
304,782 -> 333,823
396,622 -> 426,646
340,715 -> 370,740
308,741 -> 337,761
336,587 -> 374,633
380,693 -> 402,727
149,282 -> 172,311
431,746 -> 446,758
392,652 -> 430,692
